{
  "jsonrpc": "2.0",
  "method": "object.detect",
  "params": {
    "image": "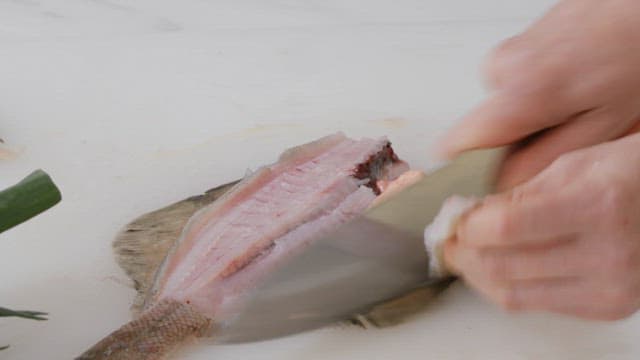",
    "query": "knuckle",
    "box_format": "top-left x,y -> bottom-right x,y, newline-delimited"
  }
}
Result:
487,35 -> 573,99
492,207 -> 515,243
599,181 -> 631,227
549,152 -> 581,172
485,37 -> 544,88
508,186 -> 528,205
545,151 -> 593,185
487,36 -> 522,69
481,253 -> 510,283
